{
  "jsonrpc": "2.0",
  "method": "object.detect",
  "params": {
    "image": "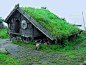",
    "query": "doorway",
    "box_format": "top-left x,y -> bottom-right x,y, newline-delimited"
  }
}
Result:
15,20 -> 20,33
